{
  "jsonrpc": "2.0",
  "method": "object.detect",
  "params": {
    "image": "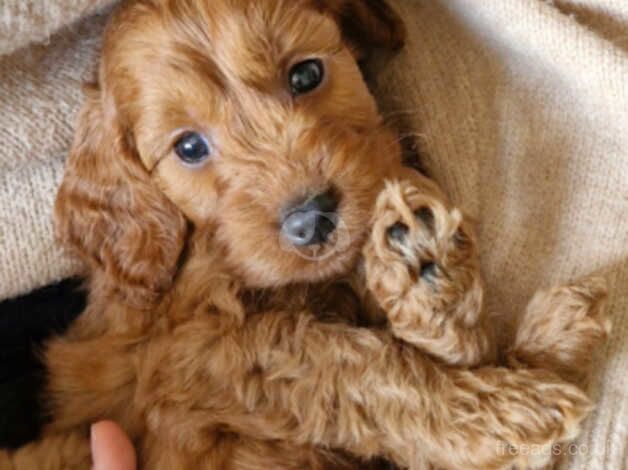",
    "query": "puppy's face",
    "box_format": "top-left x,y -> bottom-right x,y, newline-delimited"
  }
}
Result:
56,0 -> 405,303
111,0 -> 402,286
